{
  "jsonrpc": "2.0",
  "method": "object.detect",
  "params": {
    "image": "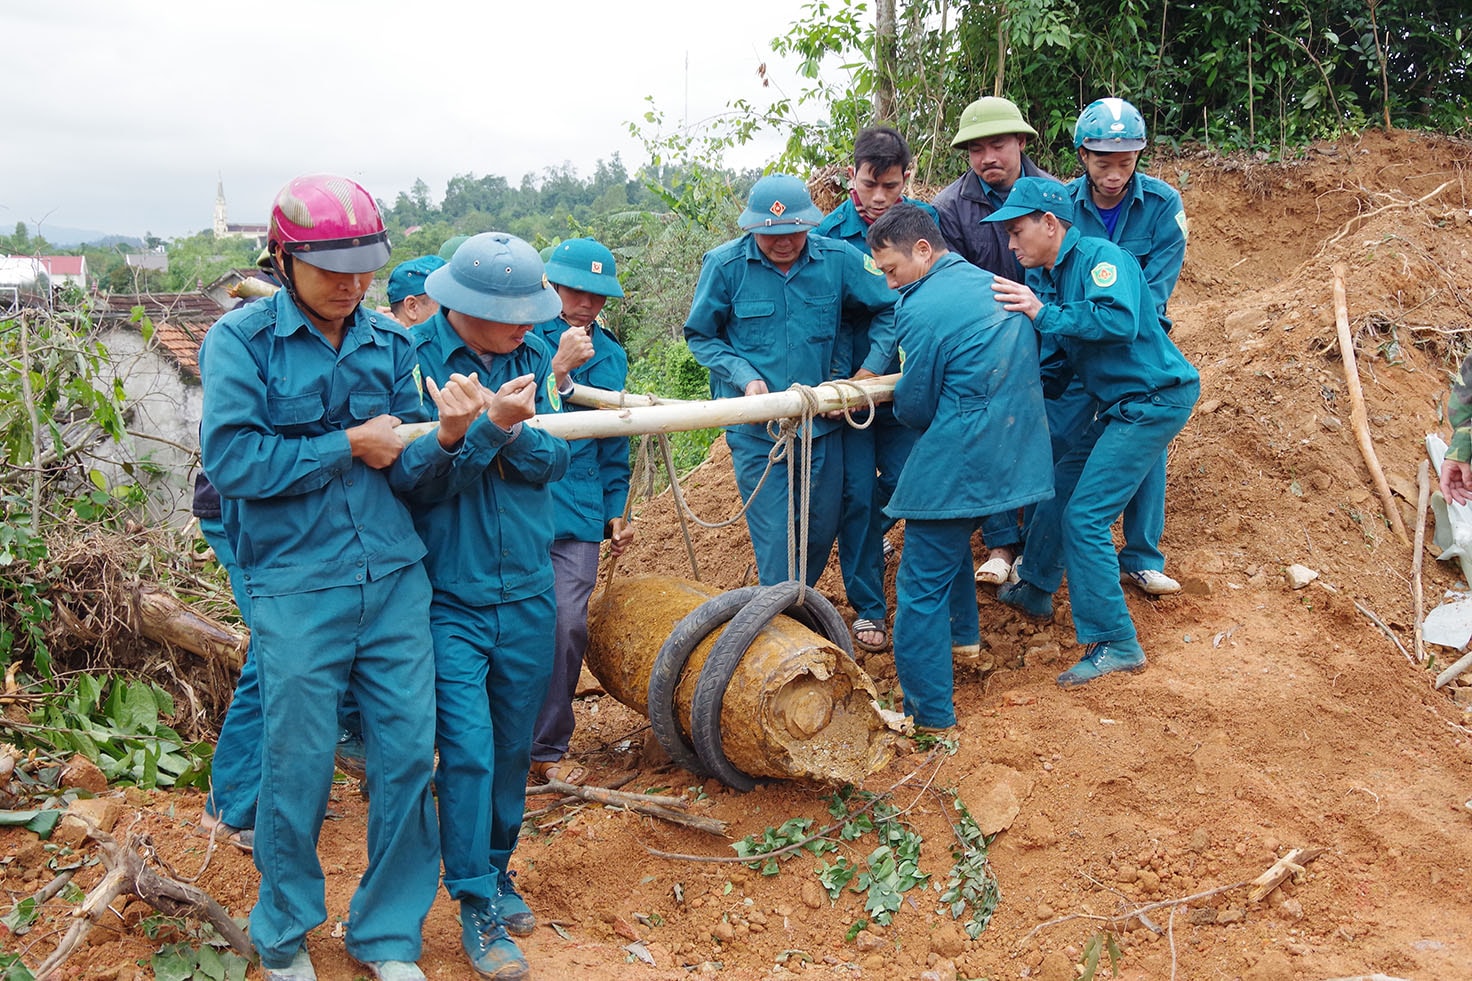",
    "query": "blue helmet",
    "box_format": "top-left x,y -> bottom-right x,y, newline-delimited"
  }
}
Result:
1074,98 -> 1147,152
545,238 -> 624,298
423,232 -> 562,324
386,255 -> 446,304
738,174 -> 823,234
